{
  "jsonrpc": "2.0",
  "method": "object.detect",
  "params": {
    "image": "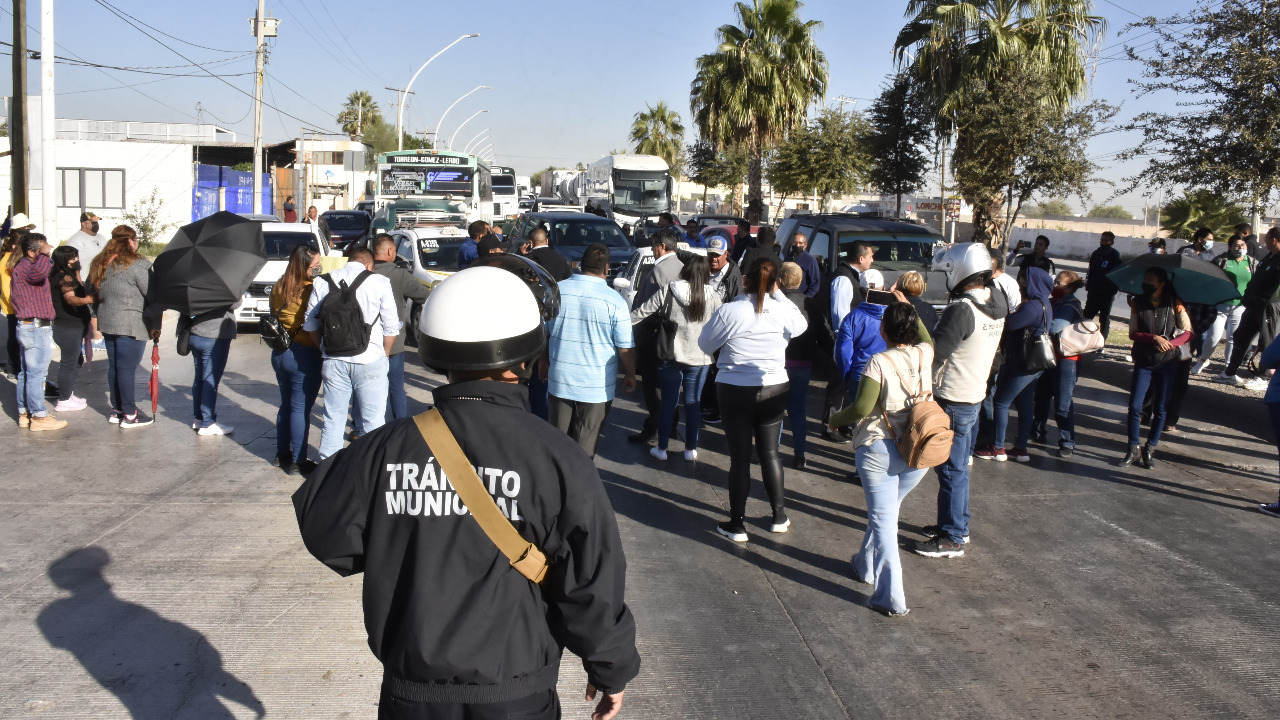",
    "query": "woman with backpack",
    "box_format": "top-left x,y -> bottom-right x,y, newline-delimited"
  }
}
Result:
827,302 -> 934,617
1032,270 -> 1086,457
269,245 -> 323,475
699,258 -> 808,543
630,254 -> 722,461
975,266 -> 1053,463
1122,267 -> 1192,469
